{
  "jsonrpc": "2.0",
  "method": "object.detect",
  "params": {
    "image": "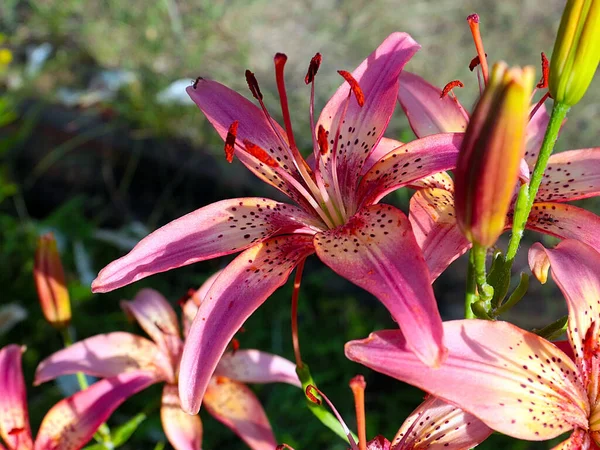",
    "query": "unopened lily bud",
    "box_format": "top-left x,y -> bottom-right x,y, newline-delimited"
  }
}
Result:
549,0 -> 600,106
455,62 -> 535,247
34,233 -> 71,329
